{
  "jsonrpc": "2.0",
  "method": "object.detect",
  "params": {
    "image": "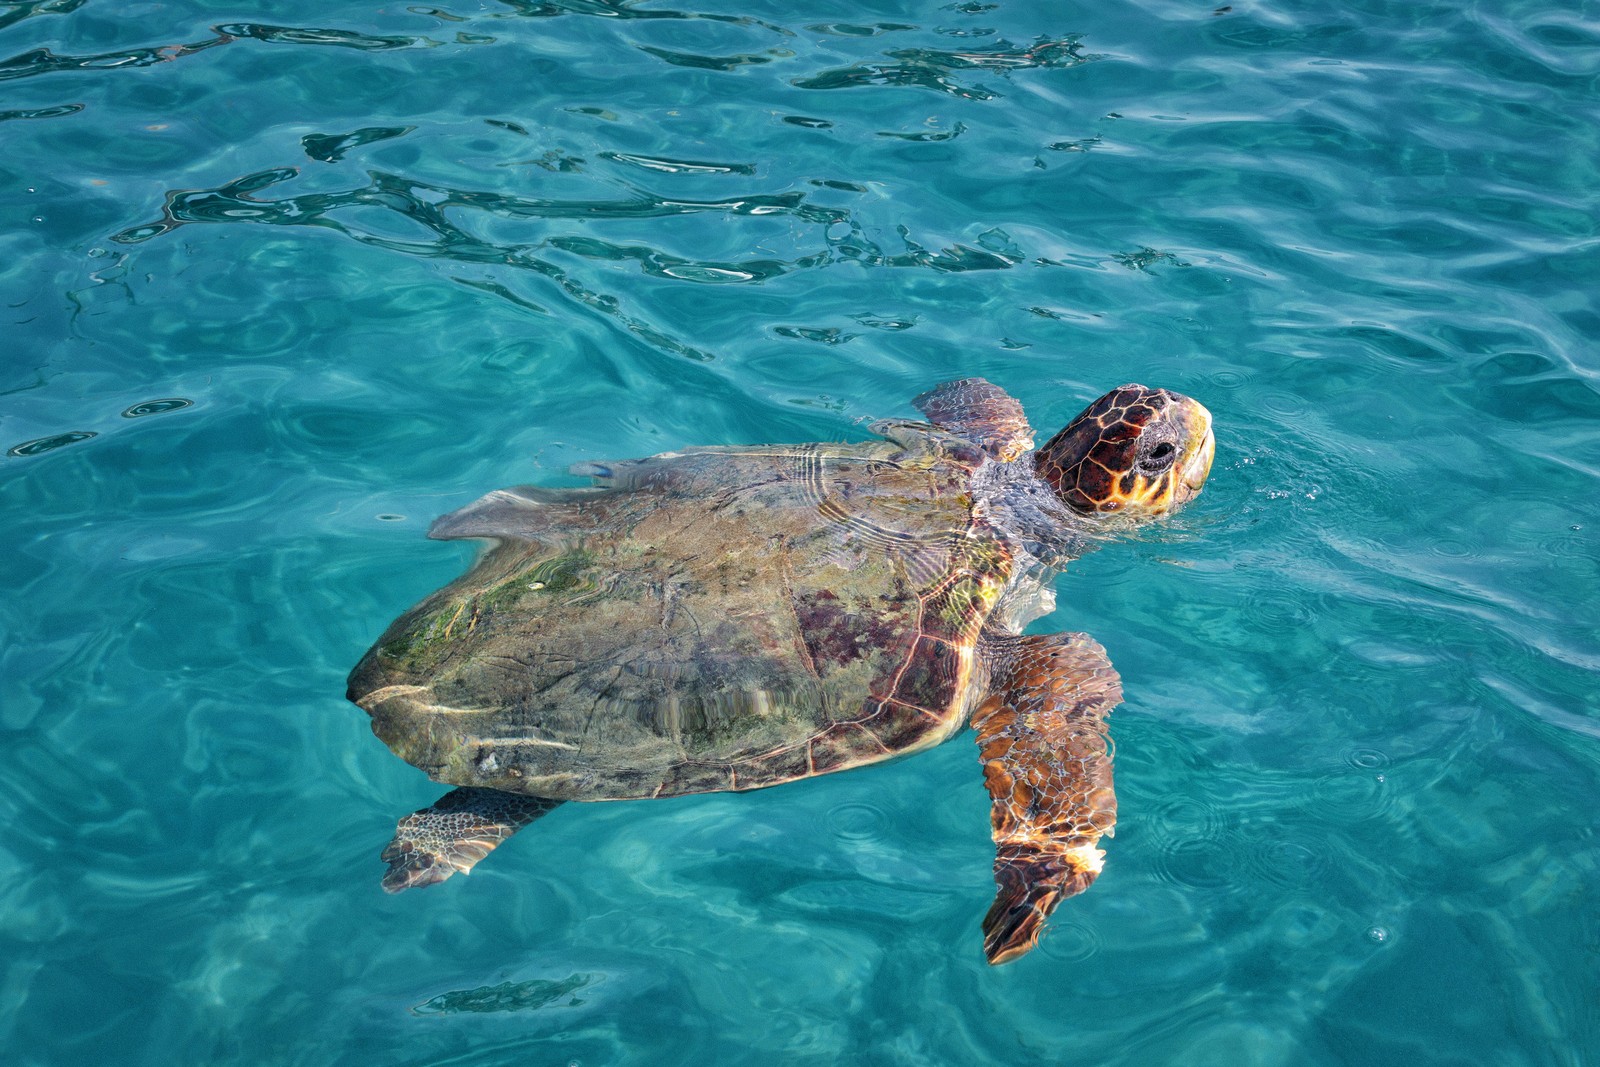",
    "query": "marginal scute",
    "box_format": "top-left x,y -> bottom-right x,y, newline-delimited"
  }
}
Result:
728,743 -> 812,789
809,721 -> 890,774
861,700 -> 944,752
656,760 -> 733,797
